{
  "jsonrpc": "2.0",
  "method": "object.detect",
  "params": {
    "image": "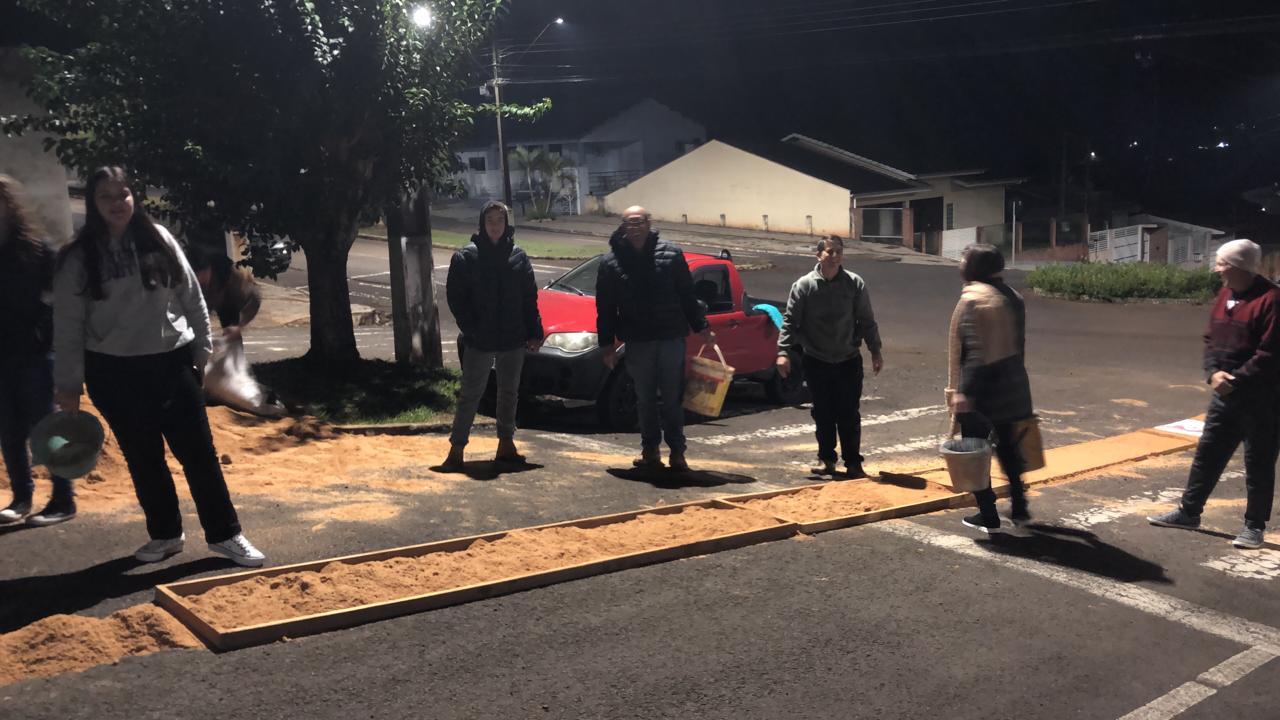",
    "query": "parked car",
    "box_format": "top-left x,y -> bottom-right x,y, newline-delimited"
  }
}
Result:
516,249 -> 806,429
